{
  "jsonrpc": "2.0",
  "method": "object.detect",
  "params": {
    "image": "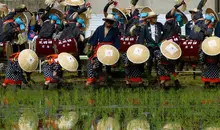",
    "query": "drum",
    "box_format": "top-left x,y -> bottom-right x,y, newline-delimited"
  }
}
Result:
168,35 -> 181,43
0,42 -> 13,60
119,36 -> 137,52
36,39 -> 56,57
179,39 -> 201,62
56,38 -> 78,55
